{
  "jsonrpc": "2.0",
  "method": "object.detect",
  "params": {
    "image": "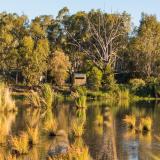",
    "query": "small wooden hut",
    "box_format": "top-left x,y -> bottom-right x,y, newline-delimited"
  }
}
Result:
73,73 -> 86,86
